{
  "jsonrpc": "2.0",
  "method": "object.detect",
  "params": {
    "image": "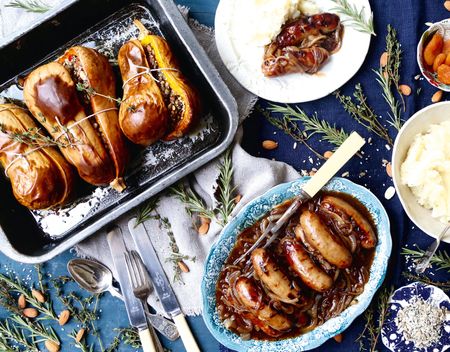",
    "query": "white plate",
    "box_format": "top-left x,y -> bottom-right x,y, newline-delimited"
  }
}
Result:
214,0 -> 372,103
391,102 -> 450,242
